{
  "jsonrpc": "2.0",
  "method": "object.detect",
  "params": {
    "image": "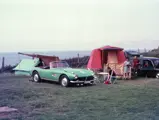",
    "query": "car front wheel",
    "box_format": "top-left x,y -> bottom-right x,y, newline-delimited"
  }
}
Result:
60,75 -> 70,87
156,73 -> 159,79
32,72 -> 41,82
